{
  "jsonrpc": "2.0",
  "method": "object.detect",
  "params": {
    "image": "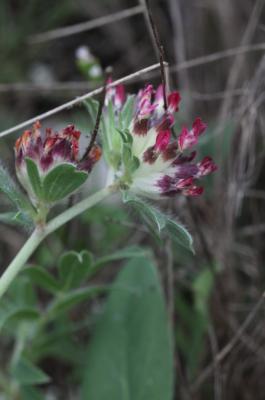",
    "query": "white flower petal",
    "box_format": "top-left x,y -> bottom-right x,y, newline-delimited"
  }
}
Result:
131,125 -> 157,158
130,172 -> 164,198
